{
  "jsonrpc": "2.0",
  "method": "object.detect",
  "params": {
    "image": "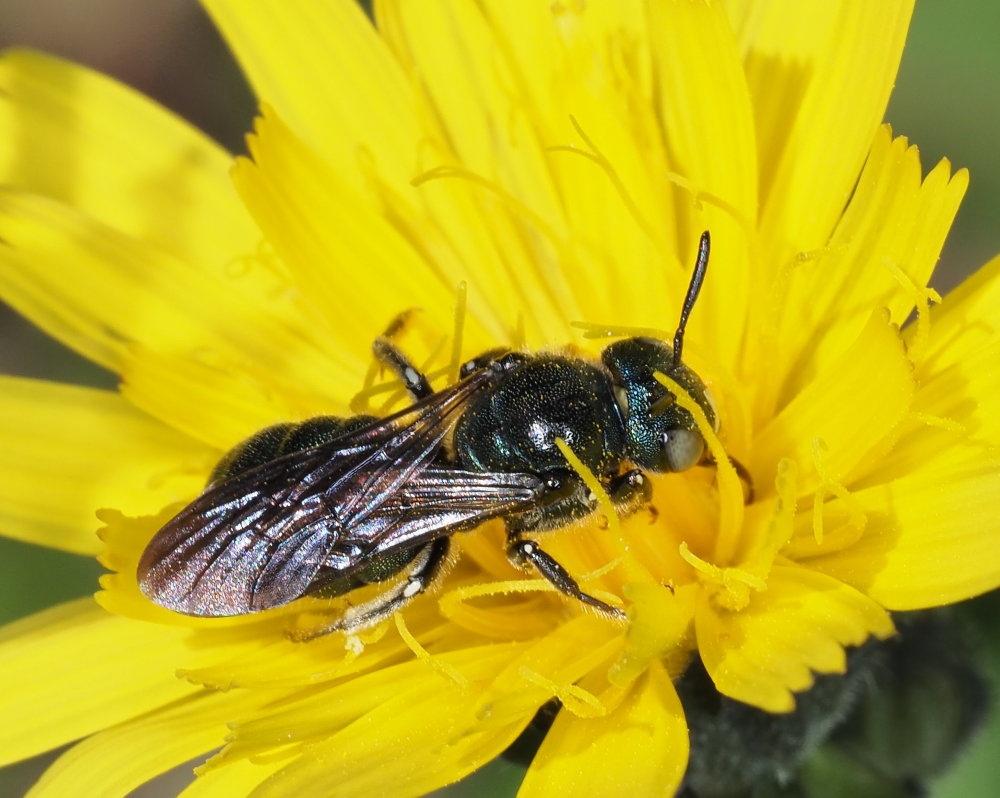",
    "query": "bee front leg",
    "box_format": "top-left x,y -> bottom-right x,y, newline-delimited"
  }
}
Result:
506,533 -> 627,622
606,469 -> 652,517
